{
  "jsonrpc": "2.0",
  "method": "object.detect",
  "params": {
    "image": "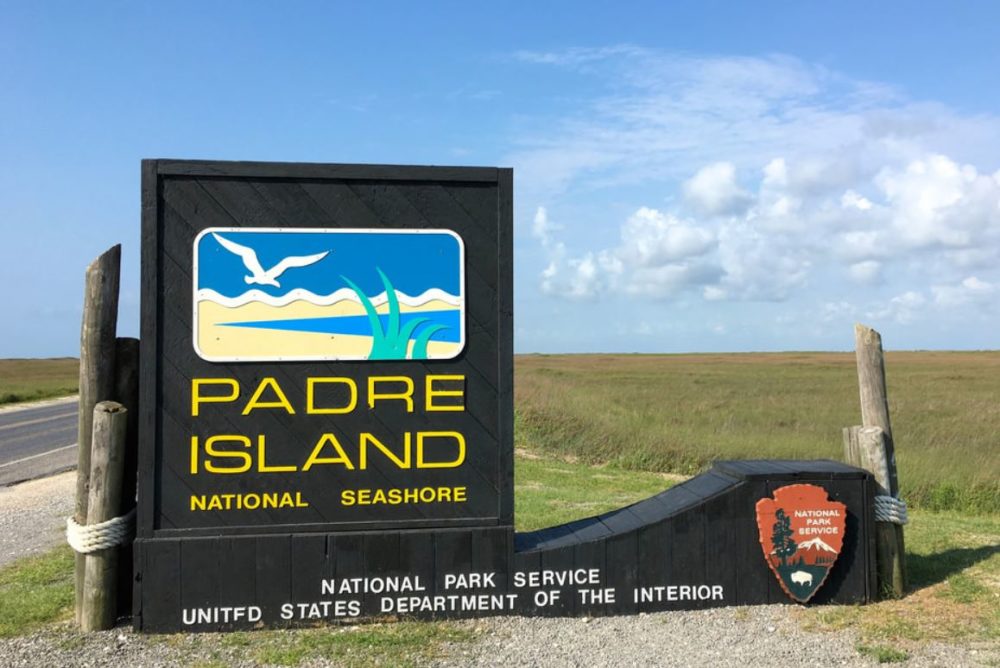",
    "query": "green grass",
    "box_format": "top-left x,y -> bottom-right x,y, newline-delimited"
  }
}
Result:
0,546 -> 75,637
802,508 -> 1000,652
514,452 -> 680,531
0,358 -> 78,405
856,643 -> 909,663
515,352 -> 1000,513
